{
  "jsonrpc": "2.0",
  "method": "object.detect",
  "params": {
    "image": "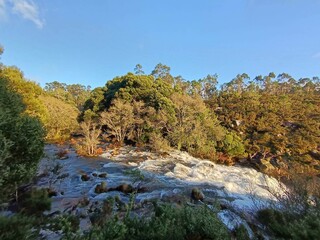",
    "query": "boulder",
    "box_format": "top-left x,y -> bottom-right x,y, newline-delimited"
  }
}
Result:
98,173 -> 107,178
95,182 -> 107,194
47,188 -> 58,197
116,184 -> 134,194
108,184 -> 134,194
191,188 -> 205,202
81,174 -> 90,181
